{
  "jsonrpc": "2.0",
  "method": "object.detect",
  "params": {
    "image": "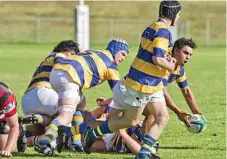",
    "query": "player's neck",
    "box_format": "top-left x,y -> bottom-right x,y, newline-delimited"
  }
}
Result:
159,17 -> 171,28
